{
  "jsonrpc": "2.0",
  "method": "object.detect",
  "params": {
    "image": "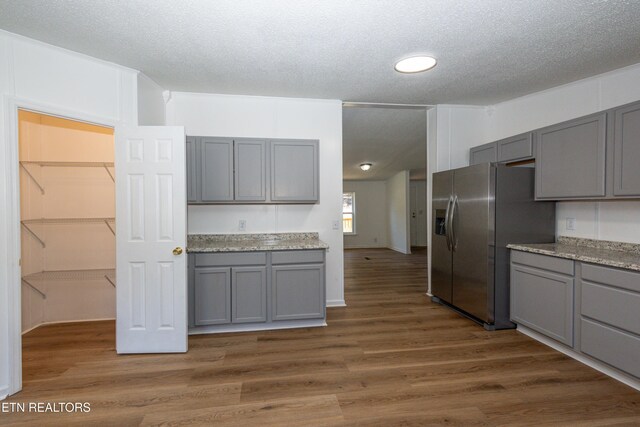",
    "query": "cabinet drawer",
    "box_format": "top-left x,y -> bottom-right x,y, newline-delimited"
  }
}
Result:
582,282 -> 640,336
581,263 -> 640,293
510,264 -> 574,346
581,318 -> 640,378
271,250 -> 324,265
511,250 -> 574,275
195,252 -> 266,267
497,133 -> 534,162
